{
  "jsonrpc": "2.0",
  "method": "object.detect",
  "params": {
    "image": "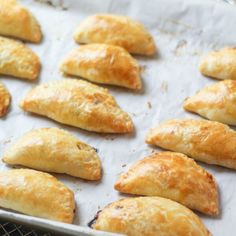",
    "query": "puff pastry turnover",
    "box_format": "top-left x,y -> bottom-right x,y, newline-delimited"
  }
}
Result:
0,82 -> 11,117
0,169 -> 75,223
90,197 -> 211,236
115,152 -> 219,216
3,128 -> 102,180
146,119 -> 236,169
60,44 -> 141,90
184,80 -> 236,125
0,0 -> 42,43
73,14 -> 156,56
0,36 -> 40,80
199,48 -> 236,80
20,79 -> 133,133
